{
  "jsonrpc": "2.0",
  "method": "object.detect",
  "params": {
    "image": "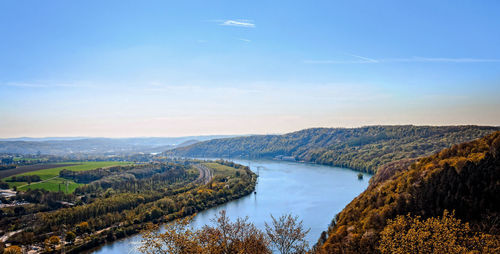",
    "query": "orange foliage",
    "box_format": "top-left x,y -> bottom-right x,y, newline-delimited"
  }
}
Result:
379,211 -> 500,254
316,131 -> 500,253
3,246 -> 22,254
